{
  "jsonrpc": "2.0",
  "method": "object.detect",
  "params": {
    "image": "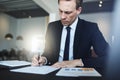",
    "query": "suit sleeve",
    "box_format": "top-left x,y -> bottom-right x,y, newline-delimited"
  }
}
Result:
42,22 -> 60,65
82,23 -> 109,69
42,23 -> 53,64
